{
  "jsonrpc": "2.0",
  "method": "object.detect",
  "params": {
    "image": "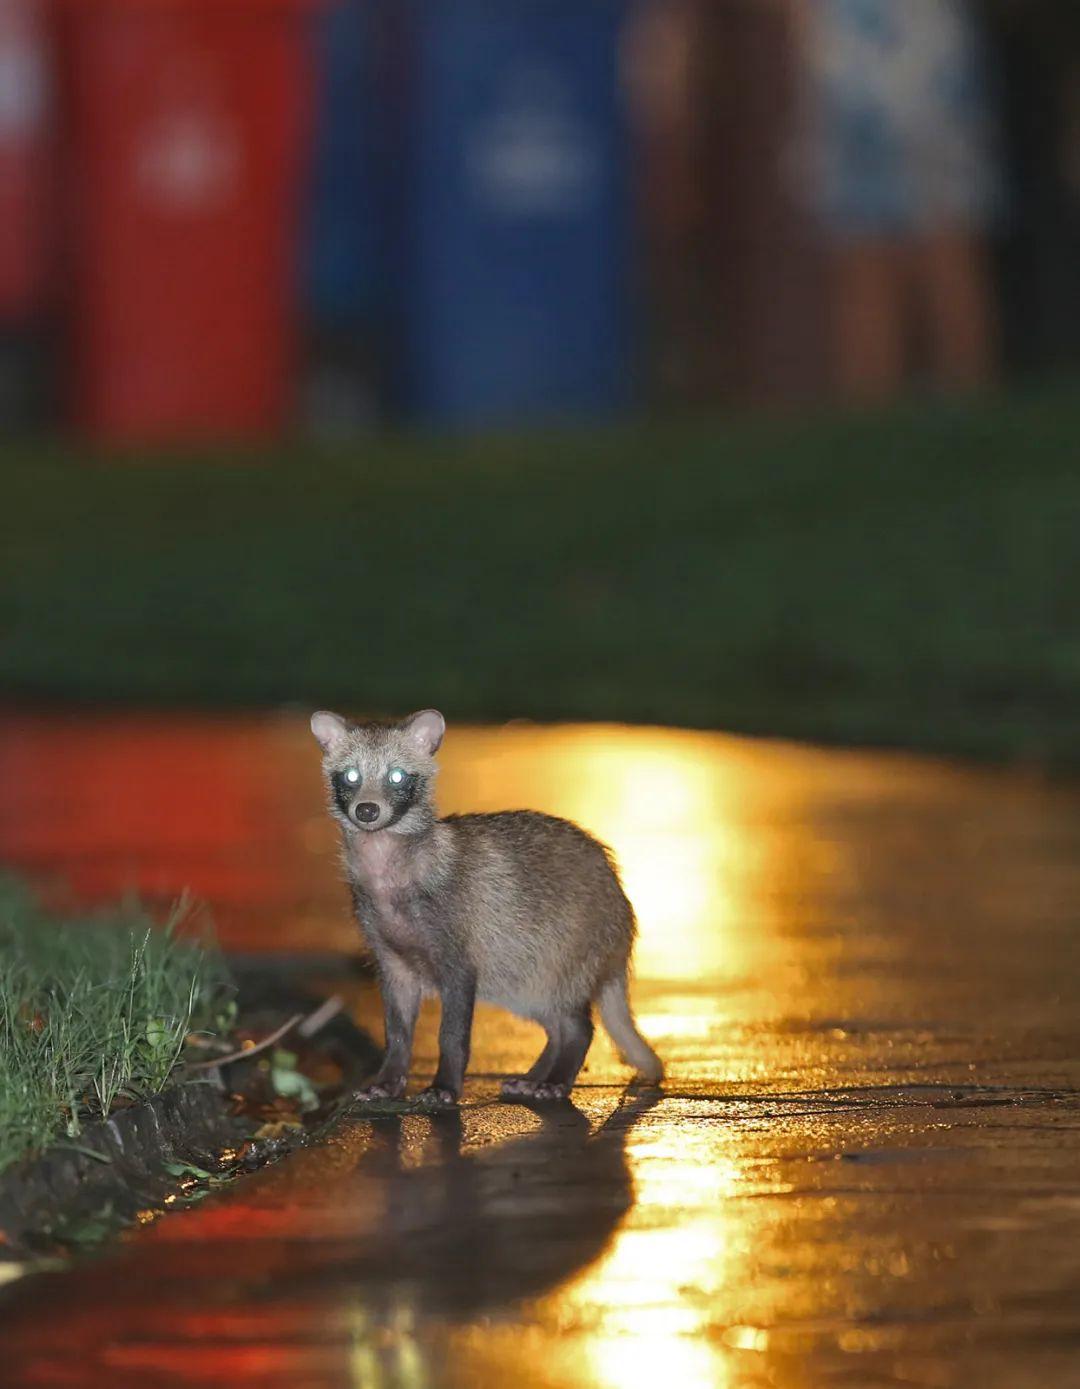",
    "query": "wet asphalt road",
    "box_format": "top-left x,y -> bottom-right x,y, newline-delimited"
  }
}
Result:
2,718 -> 1080,1387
